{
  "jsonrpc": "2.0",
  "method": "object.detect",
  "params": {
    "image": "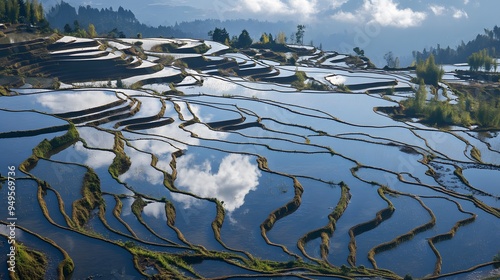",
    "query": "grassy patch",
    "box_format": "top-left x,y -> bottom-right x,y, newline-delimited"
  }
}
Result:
131,196 -> 148,217
151,43 -> 181,53
398,81 -> 500,129
20,123 -> 79,172
471,146 -> 482,162
109,133 -> 131,178
59,258 -> 74,279
128,247 -> 198,279
72,169 -> 103,228
32,123 -> 79,158
157,55 -> 175,66
10,243 -> 48,280
336,83 -> 351,92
